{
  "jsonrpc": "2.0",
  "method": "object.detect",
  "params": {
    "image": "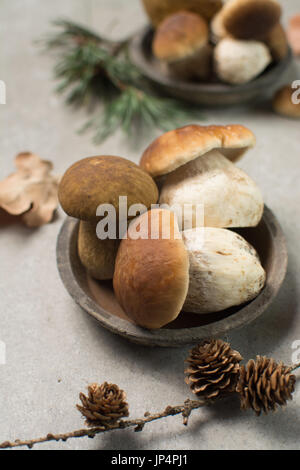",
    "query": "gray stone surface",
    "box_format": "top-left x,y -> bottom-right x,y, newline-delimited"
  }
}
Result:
0,0 -> 299,450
